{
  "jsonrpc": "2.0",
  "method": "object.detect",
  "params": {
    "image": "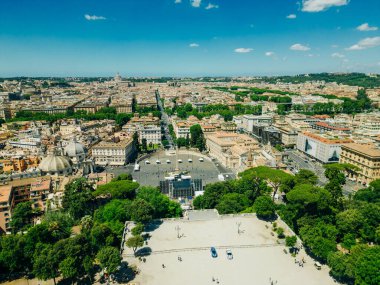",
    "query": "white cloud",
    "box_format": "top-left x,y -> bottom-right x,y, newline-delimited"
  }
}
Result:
331,44 -> 339,48
286,14 -> 297,19
331,52 -> 345,58
234,48 -> 253,53
356,23 -> 378,32
189,43 -> 200,48
346,37 -> 380,51
191,0 -> 201,8
84,14 -> 106,21
290,43 -> 311,51
302,0 -> 349,13
175,0 -> 182,3
265,52 -> 275,56
205,3 -> 219,10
